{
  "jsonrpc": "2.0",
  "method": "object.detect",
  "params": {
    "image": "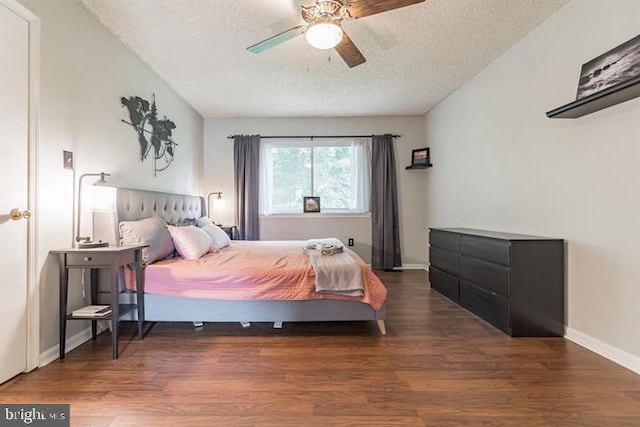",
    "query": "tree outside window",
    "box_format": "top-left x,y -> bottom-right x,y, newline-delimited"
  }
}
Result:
260,139 -> 370,214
